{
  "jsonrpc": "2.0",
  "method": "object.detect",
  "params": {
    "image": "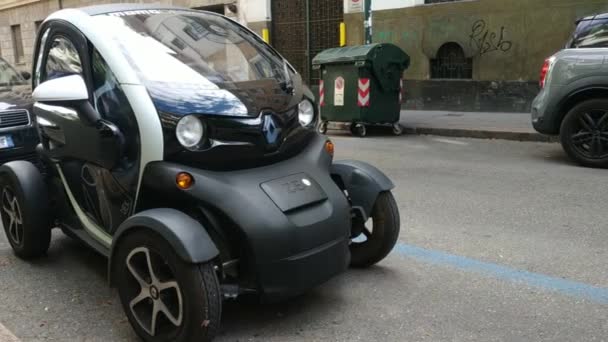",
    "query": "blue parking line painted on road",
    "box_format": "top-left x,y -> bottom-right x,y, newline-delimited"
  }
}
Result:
395,243 -> 608,304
